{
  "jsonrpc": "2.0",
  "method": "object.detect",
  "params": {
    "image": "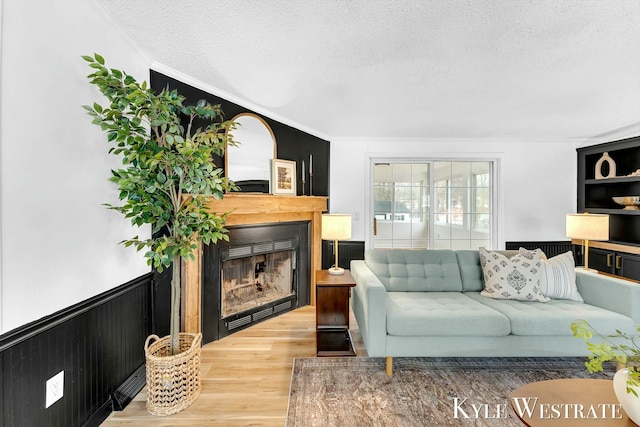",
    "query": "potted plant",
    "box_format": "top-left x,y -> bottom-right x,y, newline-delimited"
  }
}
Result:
82,53 -> 235,415
571,319 -> 640,423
